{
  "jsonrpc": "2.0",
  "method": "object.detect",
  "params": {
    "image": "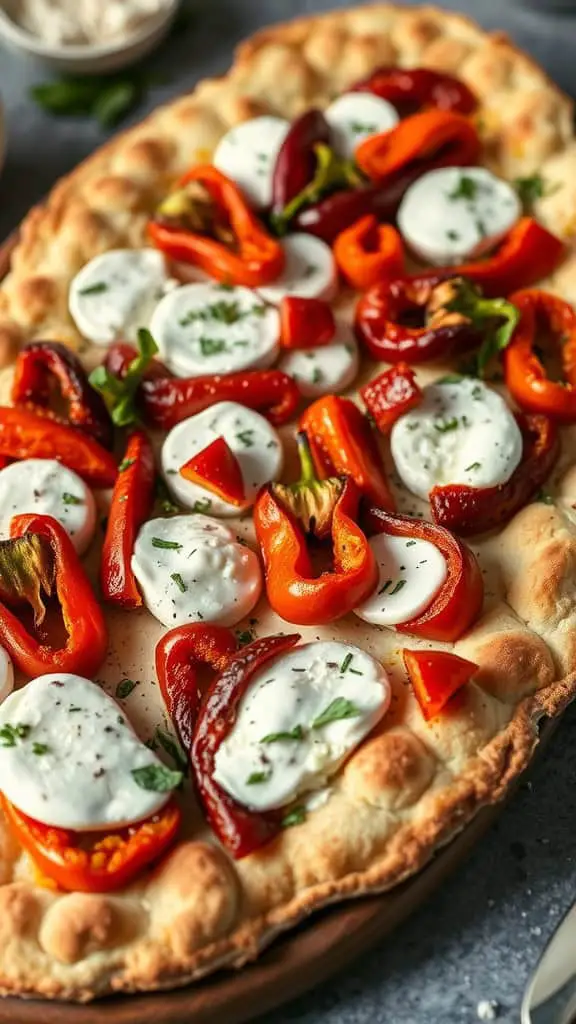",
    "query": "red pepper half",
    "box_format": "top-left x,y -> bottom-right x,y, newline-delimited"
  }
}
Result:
360,364 -> 422,433
0,406 -> 117,488
355,110 -> 480,182
333,215 -> 404,291
279,296 -> 335,350
504,289 -> 576,422
403,649 -> 478,721
11,341 -> 113,450
365,506 -> 483,641
100,430 -> 155,609
0,513 -> 108,677
429,413 -> 559,535
351,67 -> 478,116
179,437 -> 246,507
271,108 -> 331,217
